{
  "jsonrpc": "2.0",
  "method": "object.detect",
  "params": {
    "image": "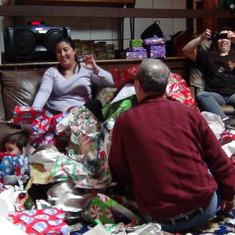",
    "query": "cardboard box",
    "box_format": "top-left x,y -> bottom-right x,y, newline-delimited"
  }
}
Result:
74,39 -> 95,55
